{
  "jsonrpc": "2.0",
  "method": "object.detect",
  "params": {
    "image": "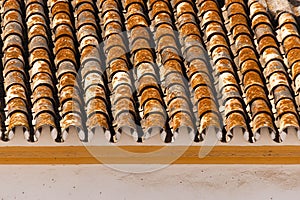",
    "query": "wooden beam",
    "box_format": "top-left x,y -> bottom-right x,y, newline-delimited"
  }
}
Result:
1,126 -> 299,164
0,145 -> 299,164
